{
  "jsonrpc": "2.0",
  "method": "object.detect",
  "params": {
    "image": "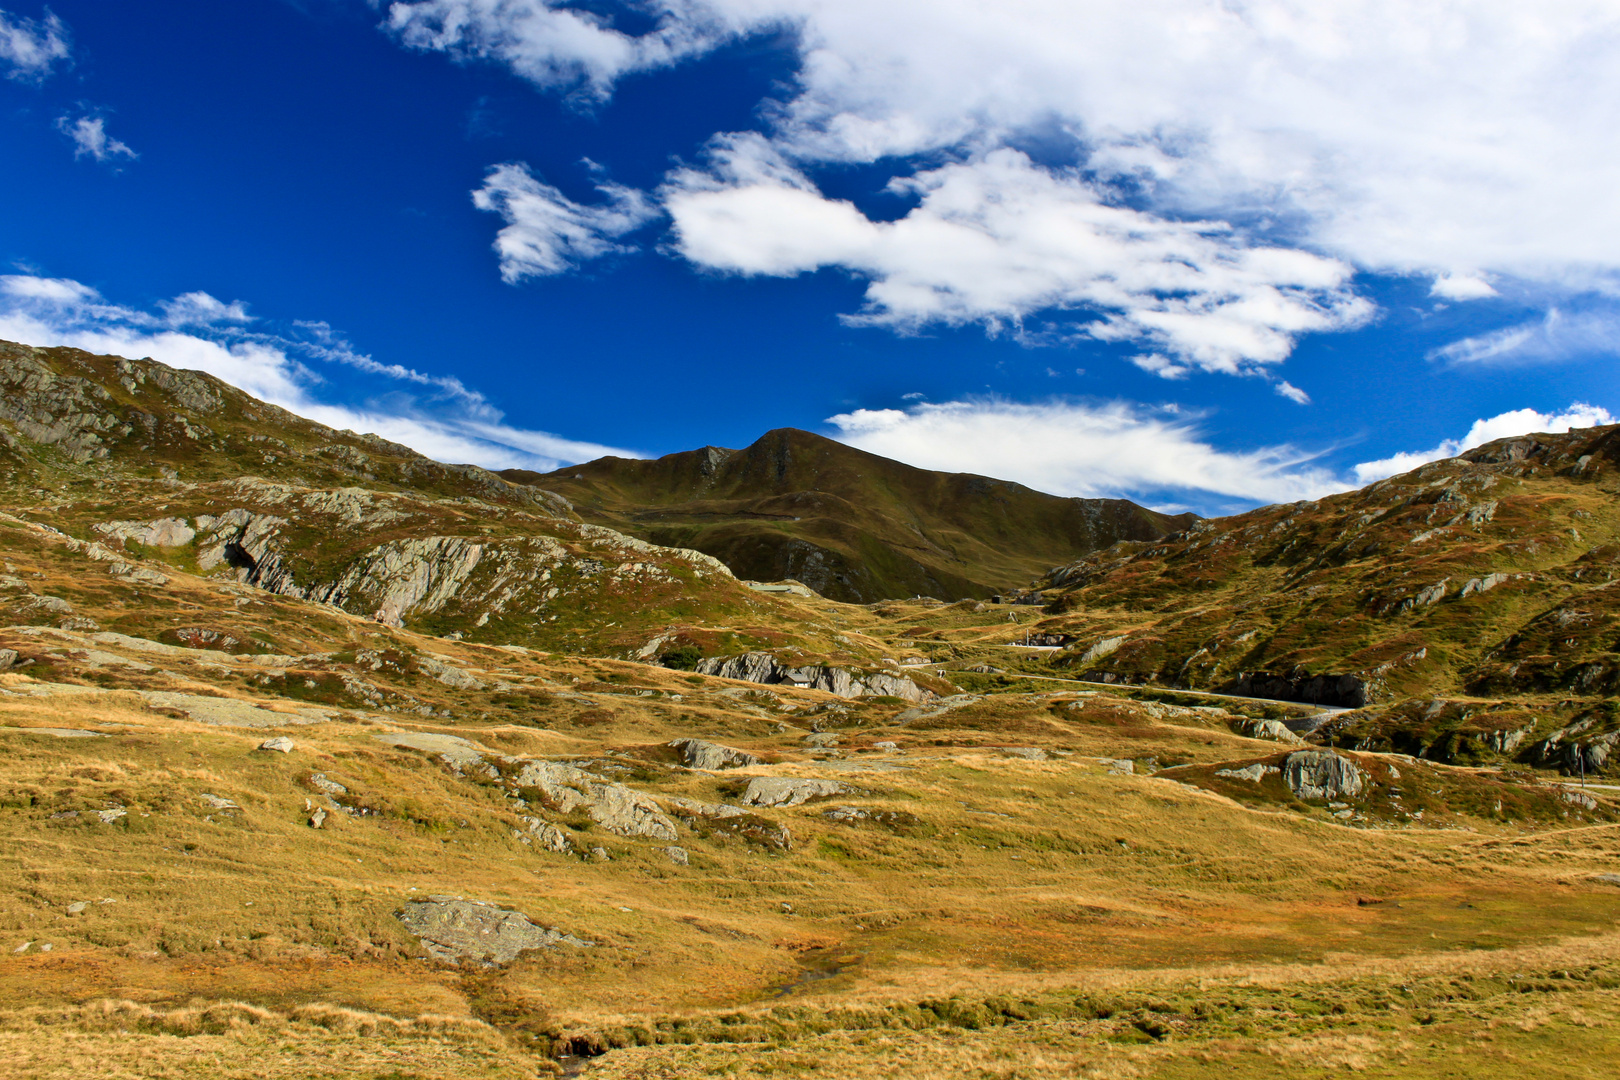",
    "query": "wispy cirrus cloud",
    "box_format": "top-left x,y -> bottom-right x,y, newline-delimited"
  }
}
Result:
825,397 -> 1348,508
472,162 -> 658,280
0,272 -> 636,470
1429,307 -> 1620,367
56,114 -> 138,164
